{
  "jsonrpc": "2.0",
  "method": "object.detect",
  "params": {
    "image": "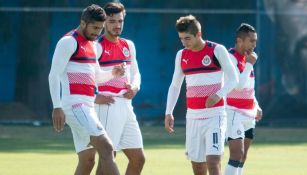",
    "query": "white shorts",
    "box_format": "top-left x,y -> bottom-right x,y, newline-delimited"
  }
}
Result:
64,103 -> 106,153
95,97 -> 143,151
185,113 -> 226,162
226,109 -> 256,139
